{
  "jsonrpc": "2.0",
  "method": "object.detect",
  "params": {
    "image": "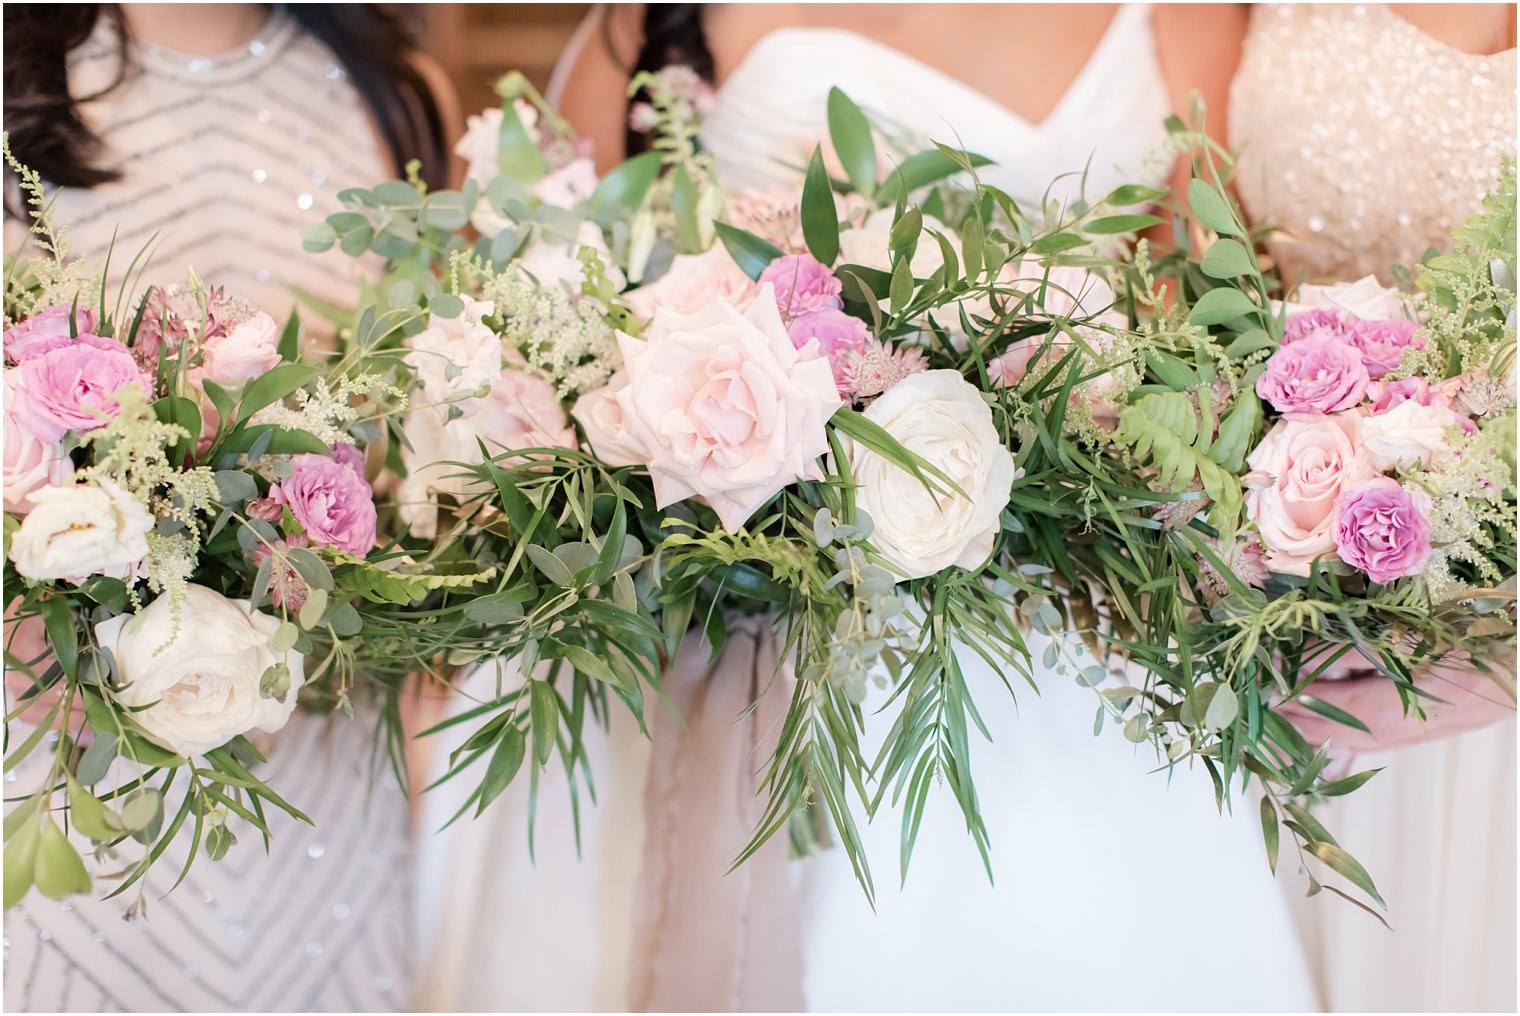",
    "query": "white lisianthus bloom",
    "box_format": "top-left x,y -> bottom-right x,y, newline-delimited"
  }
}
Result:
95,585 -> 305,756
9,480 -> 153,583
842,369 -> 1016,579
